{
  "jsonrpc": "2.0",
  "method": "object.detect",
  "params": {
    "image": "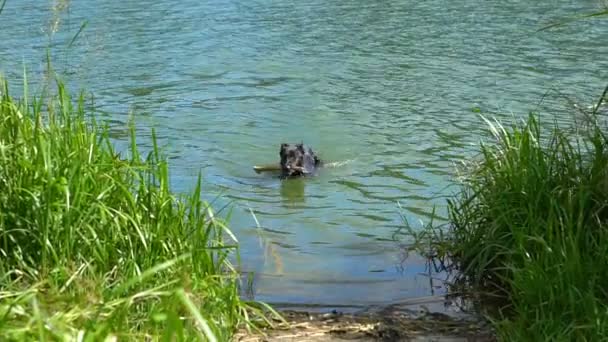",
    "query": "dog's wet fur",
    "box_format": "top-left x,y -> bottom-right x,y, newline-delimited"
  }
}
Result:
279,143 -> 322,178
